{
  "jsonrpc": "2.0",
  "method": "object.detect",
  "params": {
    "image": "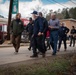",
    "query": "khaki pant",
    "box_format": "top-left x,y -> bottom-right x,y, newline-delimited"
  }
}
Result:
12,35 -> 21,52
